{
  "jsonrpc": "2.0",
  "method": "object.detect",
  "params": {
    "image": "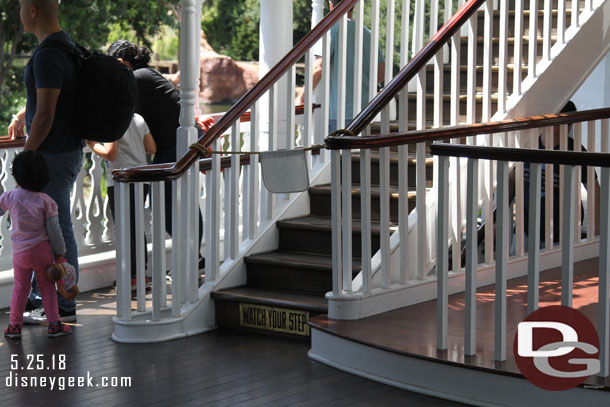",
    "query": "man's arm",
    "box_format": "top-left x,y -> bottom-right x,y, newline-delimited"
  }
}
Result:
8,107 -> 26,140
298,57 -> 324,105
86,140 -> 119,162
23,88 -> 60,151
